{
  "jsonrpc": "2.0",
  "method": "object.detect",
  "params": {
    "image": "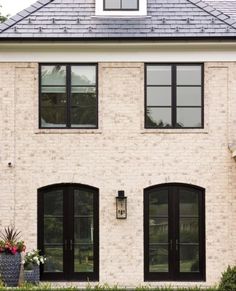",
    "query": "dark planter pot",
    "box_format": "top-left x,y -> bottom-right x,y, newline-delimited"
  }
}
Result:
0,252 -> 21,287
24,265 -> 40,284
